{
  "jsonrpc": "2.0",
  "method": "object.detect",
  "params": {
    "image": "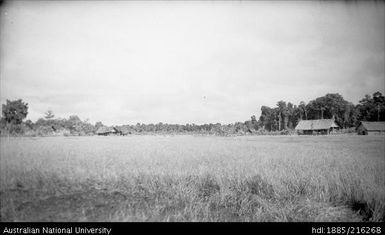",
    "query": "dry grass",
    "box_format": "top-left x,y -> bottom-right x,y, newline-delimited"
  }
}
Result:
0,135 -> 384,222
